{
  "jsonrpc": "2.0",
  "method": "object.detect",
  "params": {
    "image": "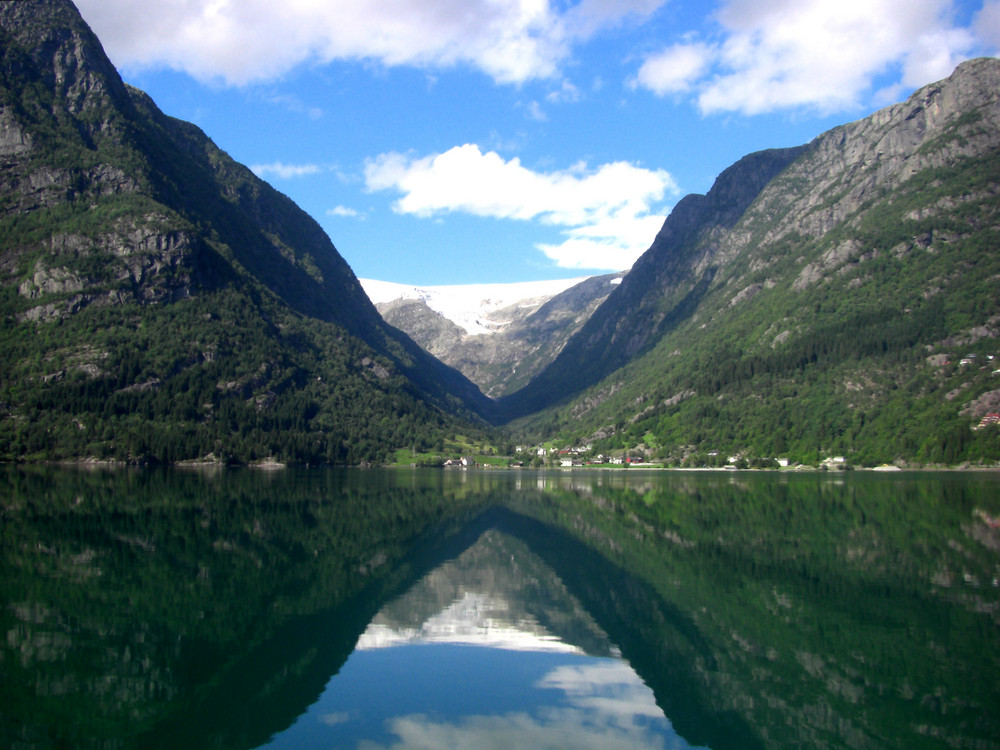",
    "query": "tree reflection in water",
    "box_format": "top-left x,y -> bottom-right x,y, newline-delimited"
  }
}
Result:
1,467 -> 998,749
